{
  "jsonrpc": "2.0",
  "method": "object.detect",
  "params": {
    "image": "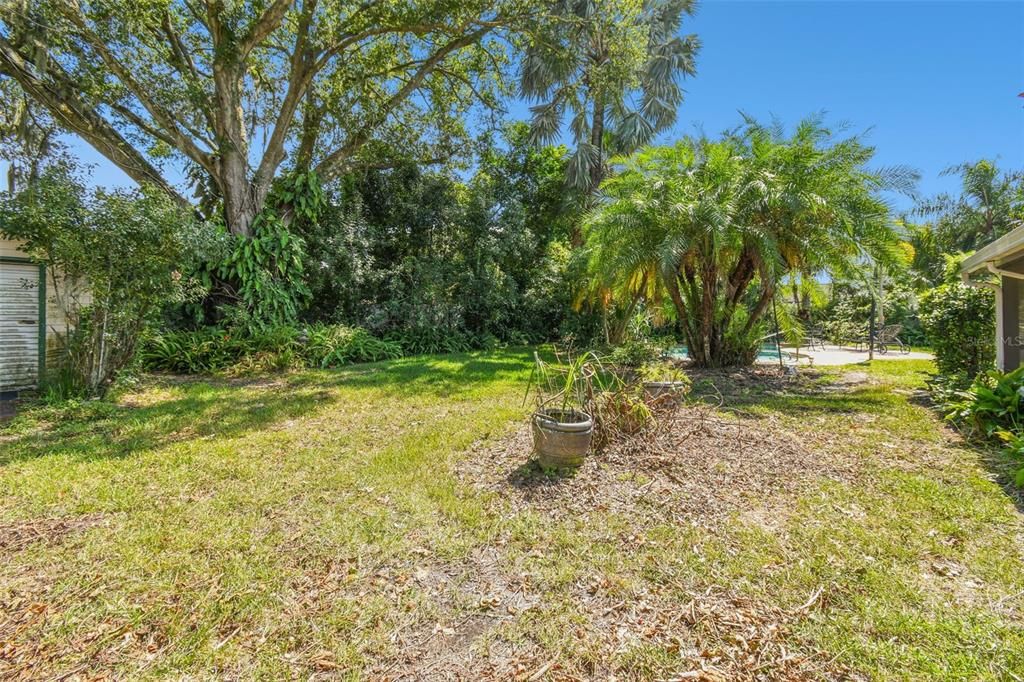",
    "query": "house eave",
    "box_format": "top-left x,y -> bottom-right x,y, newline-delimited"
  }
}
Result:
961,222 -> 1024,276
